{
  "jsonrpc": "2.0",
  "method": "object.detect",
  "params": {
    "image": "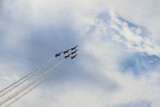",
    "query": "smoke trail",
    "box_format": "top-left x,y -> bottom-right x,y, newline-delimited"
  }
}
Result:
0,59 -> 65,106
0,58 -> 58,98
0,58 -> 54,94
6,67 -> 62,107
